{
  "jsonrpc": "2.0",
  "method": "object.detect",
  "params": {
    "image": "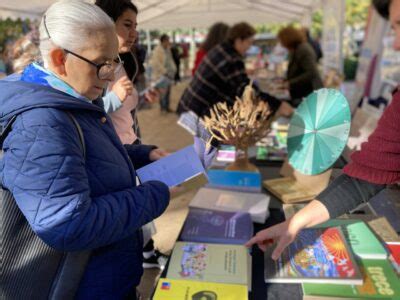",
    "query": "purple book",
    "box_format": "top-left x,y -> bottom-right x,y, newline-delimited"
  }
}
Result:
180,208 -> 253,245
